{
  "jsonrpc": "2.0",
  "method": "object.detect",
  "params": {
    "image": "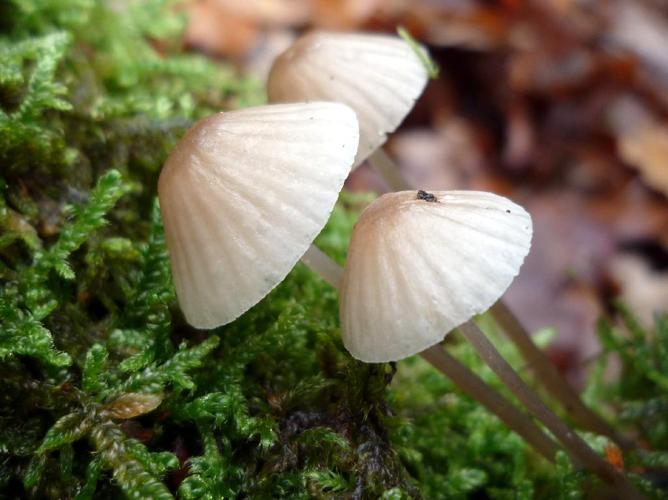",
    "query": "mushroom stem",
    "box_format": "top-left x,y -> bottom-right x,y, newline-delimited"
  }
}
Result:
490,301 -> 634,451
368,149 -> 412,192
421,344 -> 559,462
457,320 -> 642,497
301,245 -> 558,463
301,245 -> 343,288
